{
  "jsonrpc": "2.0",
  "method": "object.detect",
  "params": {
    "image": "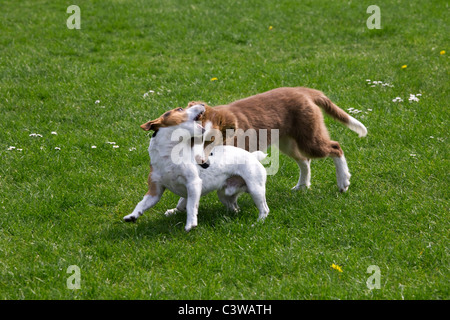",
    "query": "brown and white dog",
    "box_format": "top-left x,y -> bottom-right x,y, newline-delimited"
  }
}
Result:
124,104 -> 270,231
187,87 -> 367,192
